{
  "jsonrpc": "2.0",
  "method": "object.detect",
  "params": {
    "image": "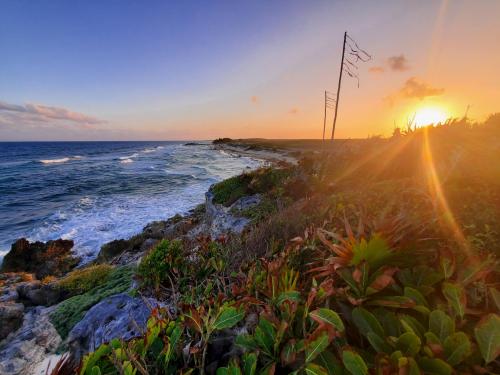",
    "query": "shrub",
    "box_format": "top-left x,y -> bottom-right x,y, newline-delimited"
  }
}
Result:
211,174 -> 252,206
57,264 -> 113,294
50,266 -> 134,339
137,239 -> 184,291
